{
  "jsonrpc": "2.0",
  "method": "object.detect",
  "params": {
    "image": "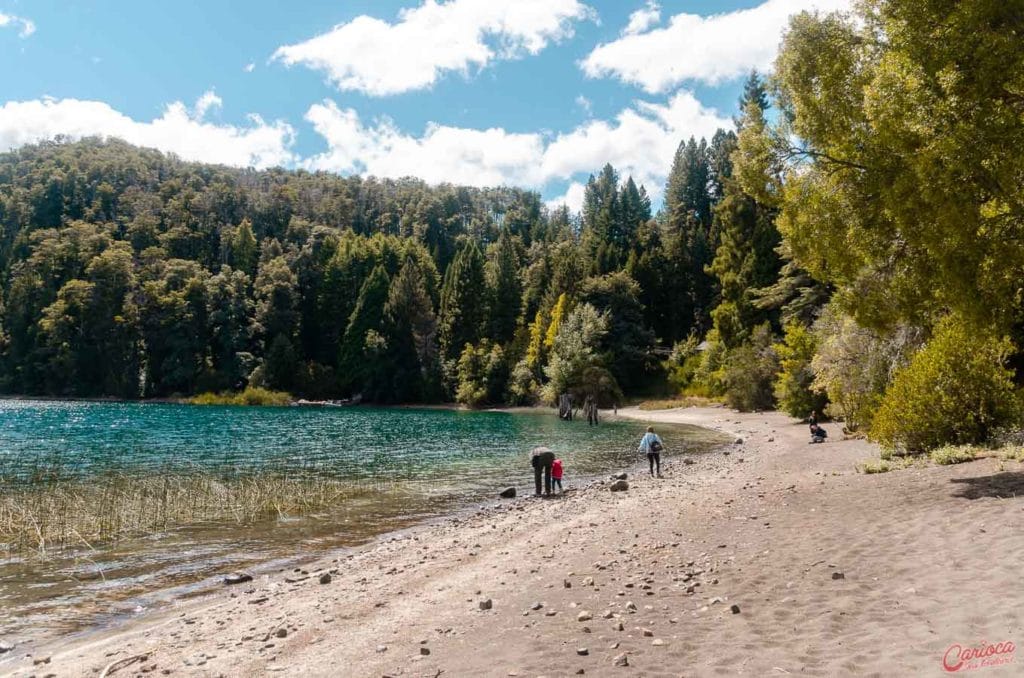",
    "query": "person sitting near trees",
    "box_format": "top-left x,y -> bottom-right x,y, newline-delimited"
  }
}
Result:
810,423 -> 828,443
